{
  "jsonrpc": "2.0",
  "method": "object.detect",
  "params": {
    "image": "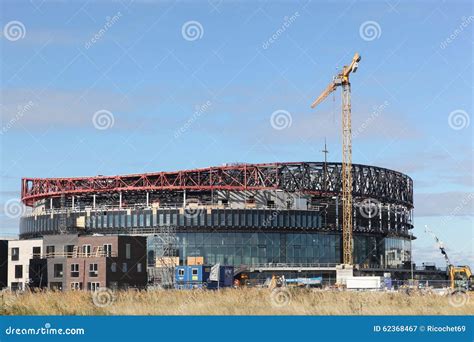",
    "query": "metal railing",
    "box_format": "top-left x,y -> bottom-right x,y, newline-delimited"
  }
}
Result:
26,202 -> 326,217
43,251 -> 117,258
244,262 -> 339,269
